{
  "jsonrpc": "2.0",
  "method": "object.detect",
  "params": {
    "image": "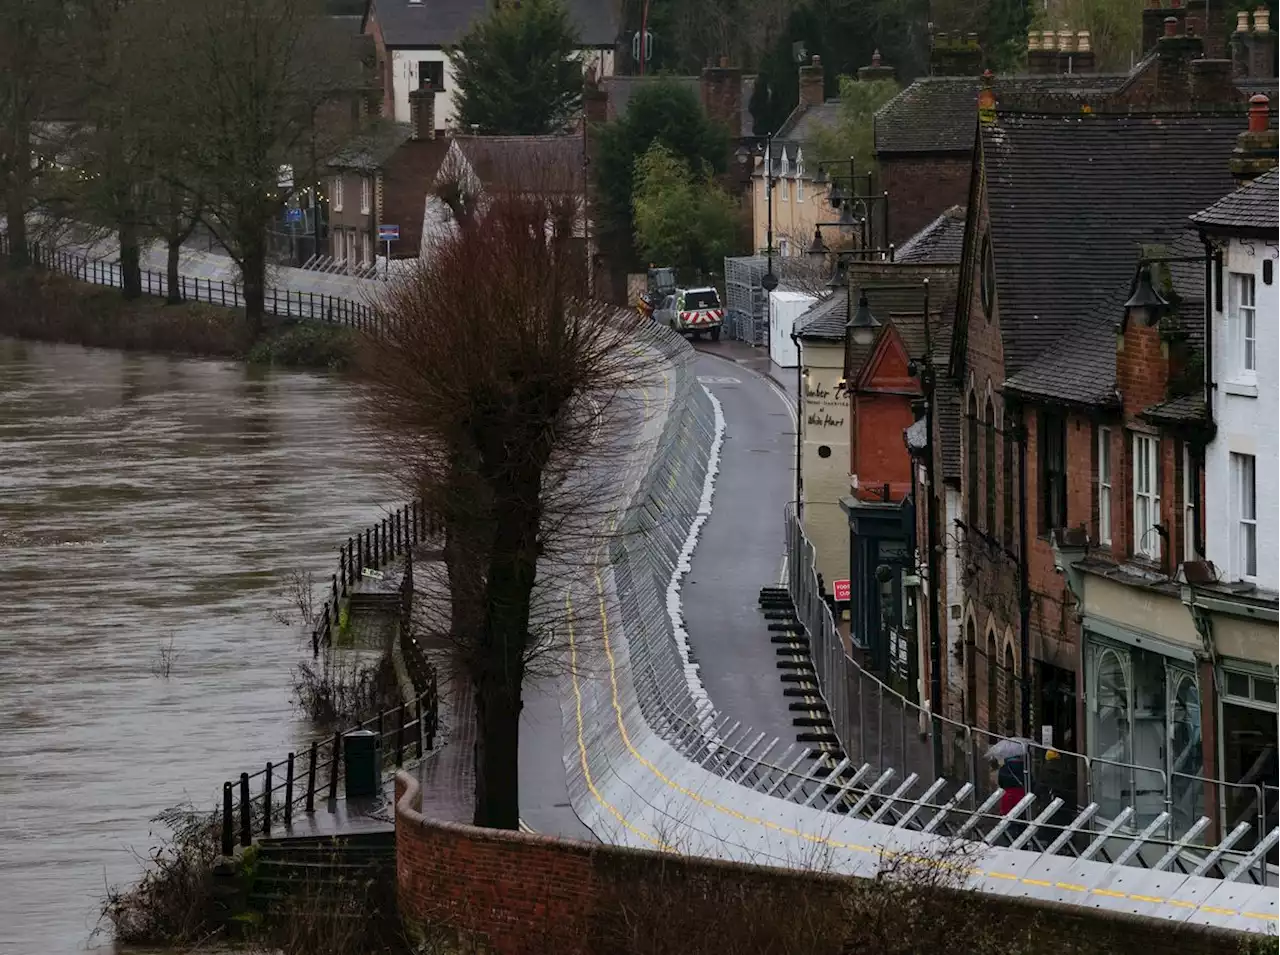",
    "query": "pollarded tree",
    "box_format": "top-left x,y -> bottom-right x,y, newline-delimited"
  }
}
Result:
362,181 -> 639,830
451,0 -> 584,135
